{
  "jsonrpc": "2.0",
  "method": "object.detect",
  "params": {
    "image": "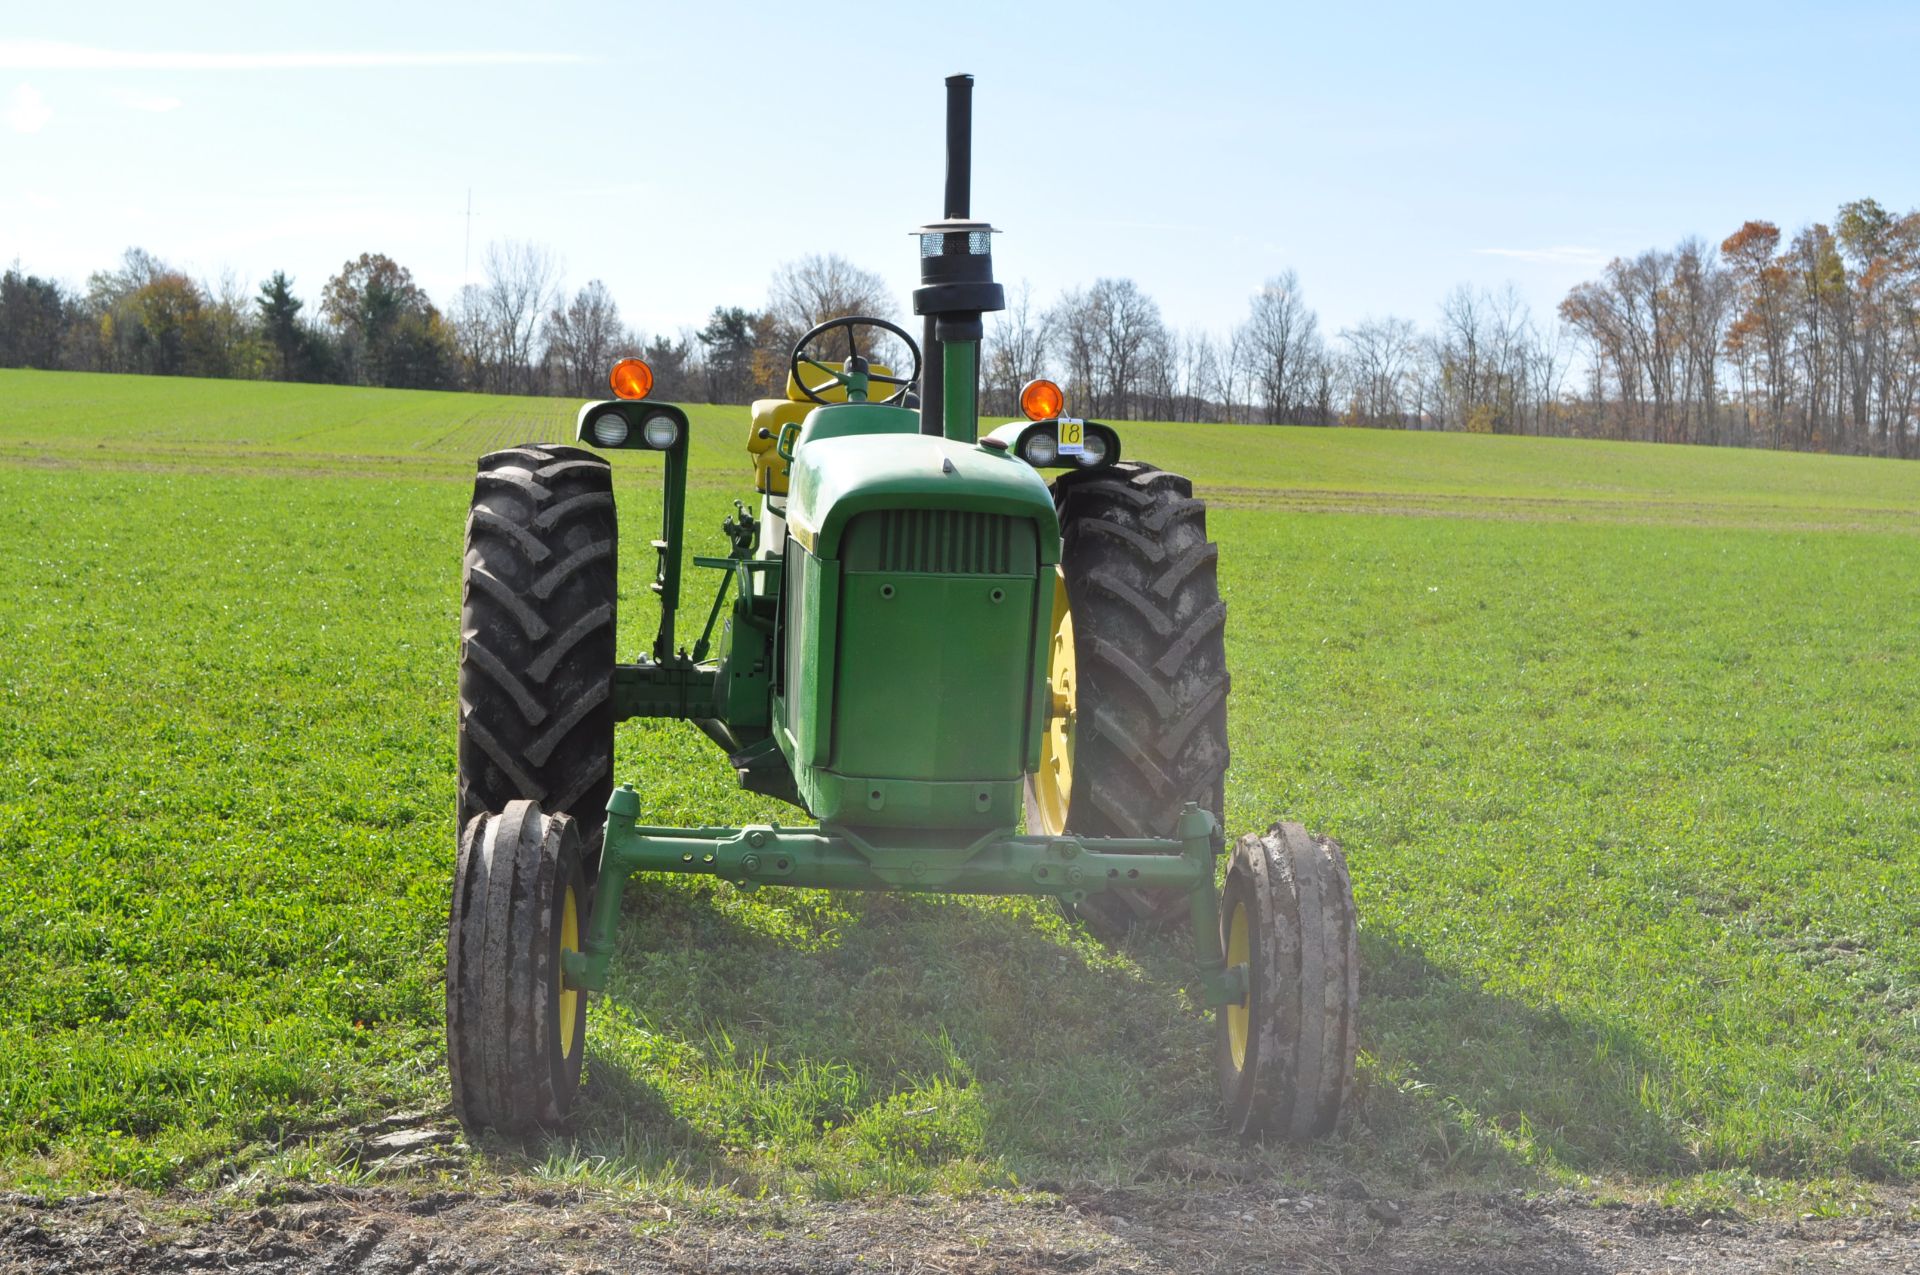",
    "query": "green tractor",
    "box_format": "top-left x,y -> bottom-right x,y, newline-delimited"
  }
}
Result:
447,75 -> 1358,1142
